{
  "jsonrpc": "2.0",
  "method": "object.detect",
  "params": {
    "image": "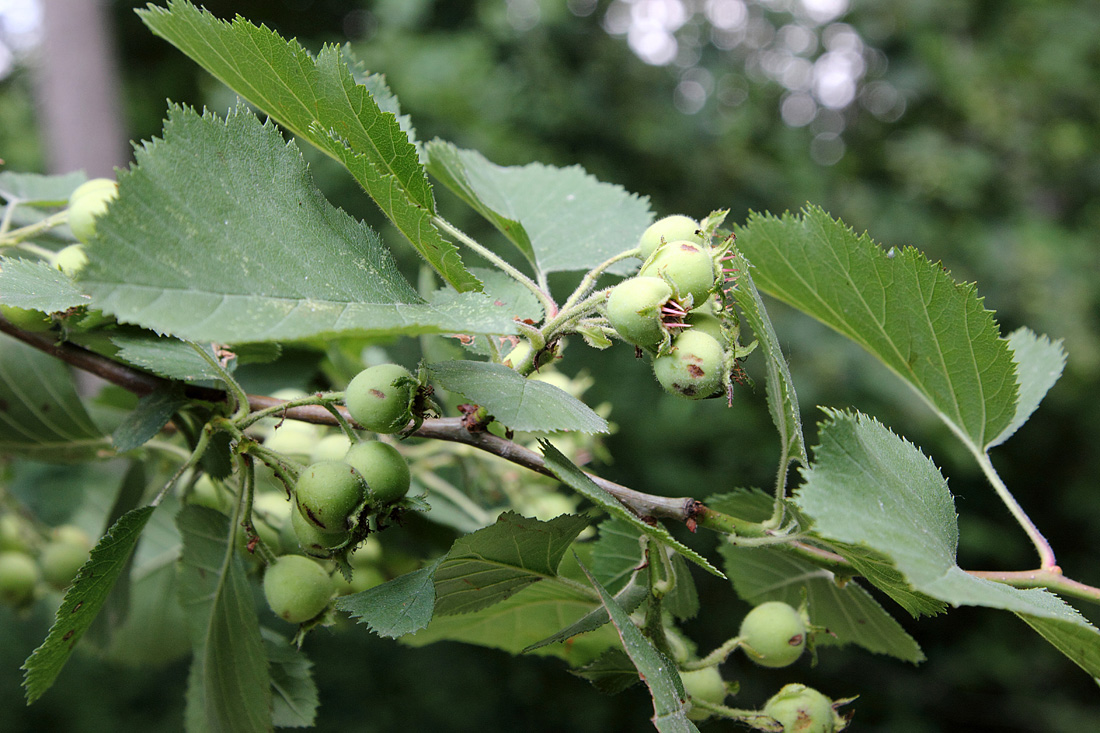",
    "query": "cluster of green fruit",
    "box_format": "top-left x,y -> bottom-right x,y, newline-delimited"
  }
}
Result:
0,515 -> 91,610
678,601 -> 848,731
606,214 -> 742,400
